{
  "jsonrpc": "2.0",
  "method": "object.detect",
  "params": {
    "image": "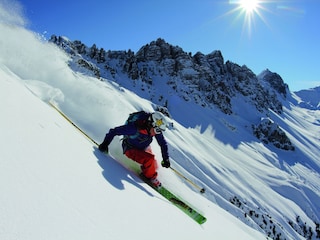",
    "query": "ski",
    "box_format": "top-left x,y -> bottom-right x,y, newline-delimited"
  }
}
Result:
139,174 -> 207,224
49,102 -> 207,224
